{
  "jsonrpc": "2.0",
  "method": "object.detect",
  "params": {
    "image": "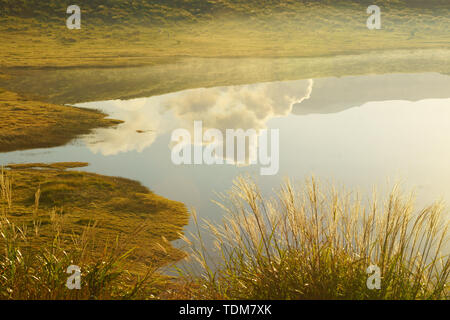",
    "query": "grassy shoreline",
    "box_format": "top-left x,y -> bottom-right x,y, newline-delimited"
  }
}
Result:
2,49 -> 449,106
1,172 -> 448,299
1,1 -> 449,69
178,177 -> 449,300
0,163 -> 189,299
0,89 -> 122,153
0,0 -> 449,299
0,163 -> 189,272
0,0 -> 448,153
